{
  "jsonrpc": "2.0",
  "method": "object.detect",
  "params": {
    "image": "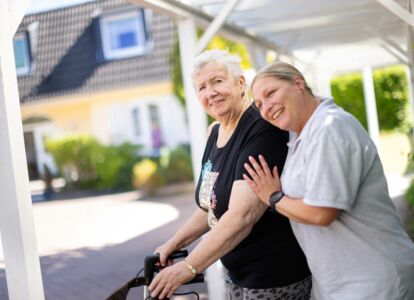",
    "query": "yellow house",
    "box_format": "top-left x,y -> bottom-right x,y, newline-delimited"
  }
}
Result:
15,0 -> 189,180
